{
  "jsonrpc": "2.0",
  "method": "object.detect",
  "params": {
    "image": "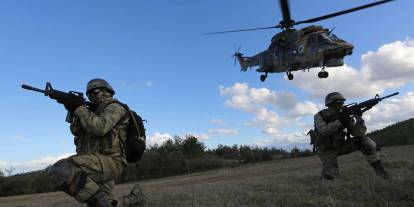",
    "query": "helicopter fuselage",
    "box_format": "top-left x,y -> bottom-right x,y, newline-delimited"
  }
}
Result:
235,26 -> 353,77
